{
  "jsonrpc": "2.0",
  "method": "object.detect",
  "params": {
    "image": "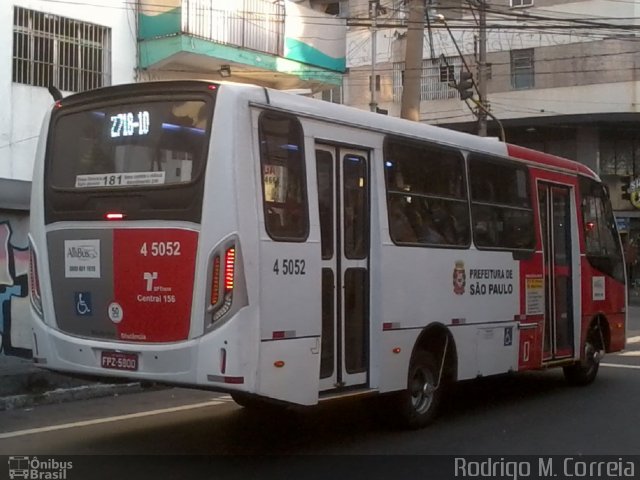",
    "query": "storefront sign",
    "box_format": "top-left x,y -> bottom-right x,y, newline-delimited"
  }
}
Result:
616,217 -> 630,233
628,177 -> 640,209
